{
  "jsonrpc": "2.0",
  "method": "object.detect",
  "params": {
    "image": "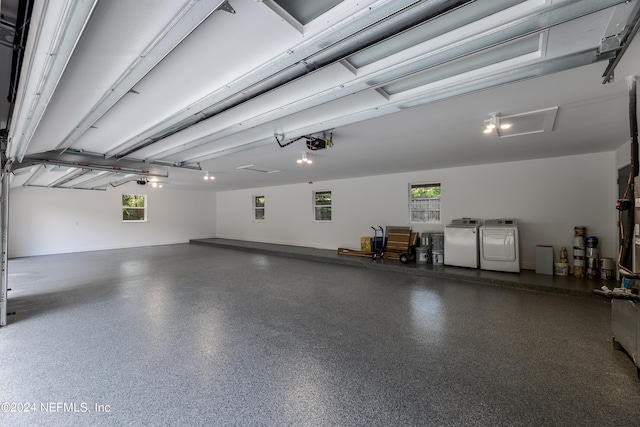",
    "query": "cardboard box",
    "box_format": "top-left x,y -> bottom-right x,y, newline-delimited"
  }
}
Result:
361,237 -> 373,252
536,245 -> 554,275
